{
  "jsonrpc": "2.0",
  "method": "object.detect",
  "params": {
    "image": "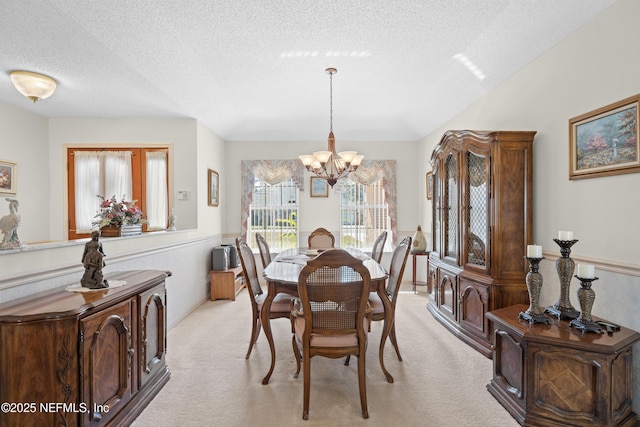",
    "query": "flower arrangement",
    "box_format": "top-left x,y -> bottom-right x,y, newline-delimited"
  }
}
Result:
93,195 -> 147,228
